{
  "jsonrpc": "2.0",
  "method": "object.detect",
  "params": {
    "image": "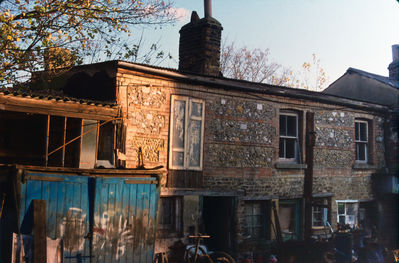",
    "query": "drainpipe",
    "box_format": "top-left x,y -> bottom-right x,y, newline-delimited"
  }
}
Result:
304,112 -> 315,240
